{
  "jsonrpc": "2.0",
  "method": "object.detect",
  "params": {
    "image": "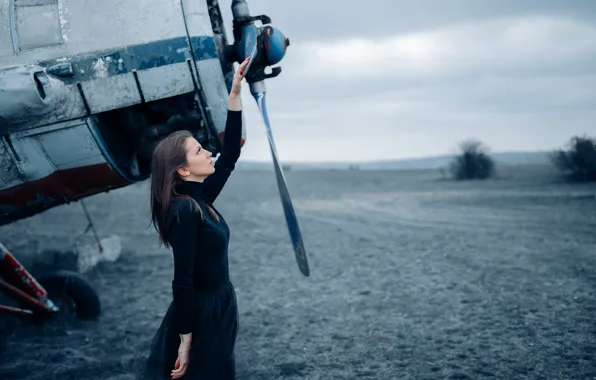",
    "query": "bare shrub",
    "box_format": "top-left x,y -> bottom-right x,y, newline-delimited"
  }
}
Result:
550,135 -> 596,182
449,139 -> 495,180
